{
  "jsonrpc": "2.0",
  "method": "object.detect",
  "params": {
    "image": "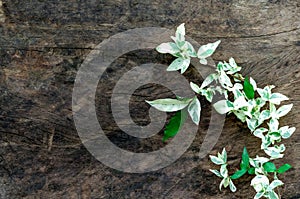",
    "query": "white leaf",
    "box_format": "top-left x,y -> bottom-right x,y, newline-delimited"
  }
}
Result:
197,40 -> 221,59
233,96 -> 248,109
246,118 -> 258,132
219,178 -> 225,191
253,156 -> 270,165
209,155 -> 225,165
259,110 -> 271,124
280,126 -> 296,139
156,42 -> 180,54
202,89 -> 213,102
219,70 -> 233,88
200,73 -> 218,89
264,146 -> 284,159
179,58 -> 191,74
226,58 -> 241,74
167,57 -> 191,74
275,104 -> 293,118
254,191 -> 265,199
268,190 -> 280,199
213,100 -> 234,114
199,58 -> 208,65
171,23 -> 186,45
190,82 -> 201,94
221,148 -> 227,163
220,164 -> 228,178
268,180 -> 284,190
146,98 -> 191,112
182,41 -> 196,57
176,23 -> 185,37
253,128 -> 268,139
223,177 -> 230,188
209,169 -> 222,178
269,93 -> 289,105
251,175 -> 269,192
249,158 -> 257,167
229,83 -> 243,98
188,97 -> 201,125
233,110 -> 247,122
229,179 -> 237,192
257,88 -> 269,101
229,57 -> 237,68
269,118 -> 279,132
250,77 -> 257,90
